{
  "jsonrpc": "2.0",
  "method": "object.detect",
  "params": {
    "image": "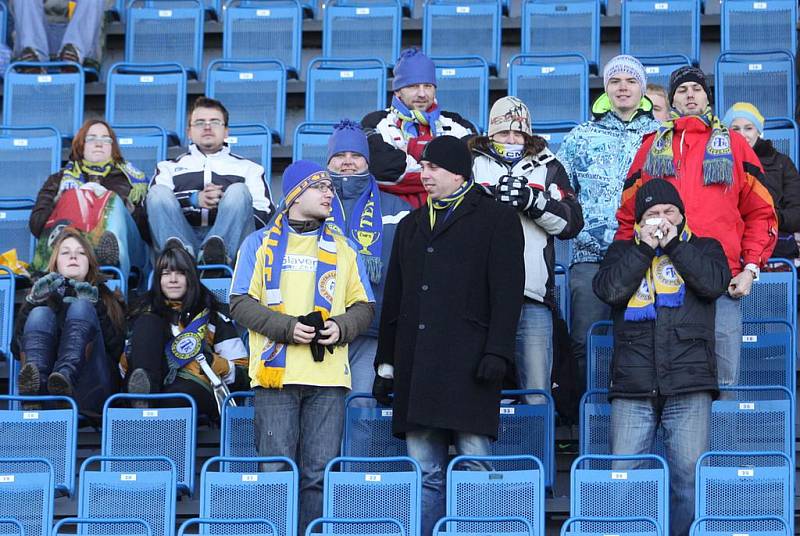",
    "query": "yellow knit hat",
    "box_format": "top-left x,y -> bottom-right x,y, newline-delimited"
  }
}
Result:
722,102 -> 765,133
